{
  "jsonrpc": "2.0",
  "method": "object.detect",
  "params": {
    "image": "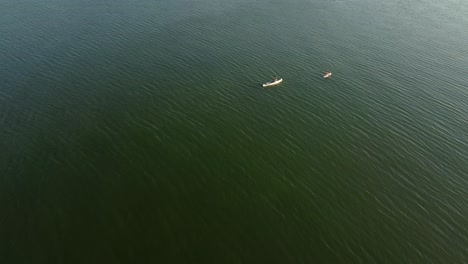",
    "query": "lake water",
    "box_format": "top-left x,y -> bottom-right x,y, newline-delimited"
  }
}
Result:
1,0 -> 468,262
